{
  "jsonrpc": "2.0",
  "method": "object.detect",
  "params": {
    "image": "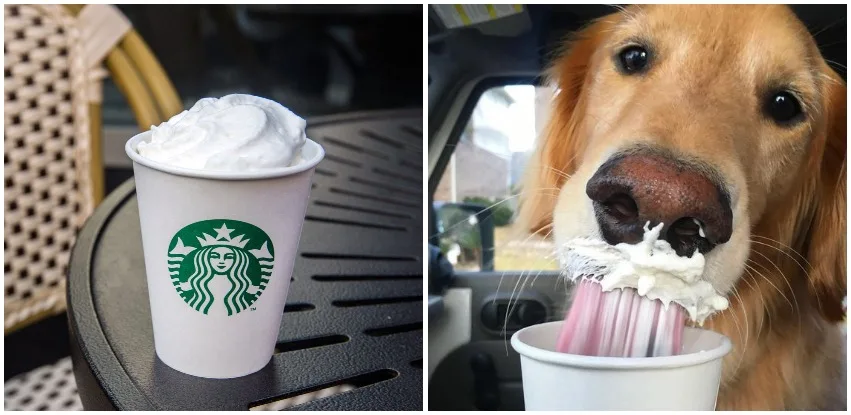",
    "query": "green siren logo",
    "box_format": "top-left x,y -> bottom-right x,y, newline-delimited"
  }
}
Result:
168,219 -> 274,316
